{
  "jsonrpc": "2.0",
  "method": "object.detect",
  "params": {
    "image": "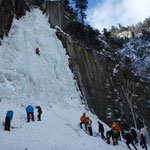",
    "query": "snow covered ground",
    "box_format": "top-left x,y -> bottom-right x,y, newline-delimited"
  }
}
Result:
0,8 -> 149,150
